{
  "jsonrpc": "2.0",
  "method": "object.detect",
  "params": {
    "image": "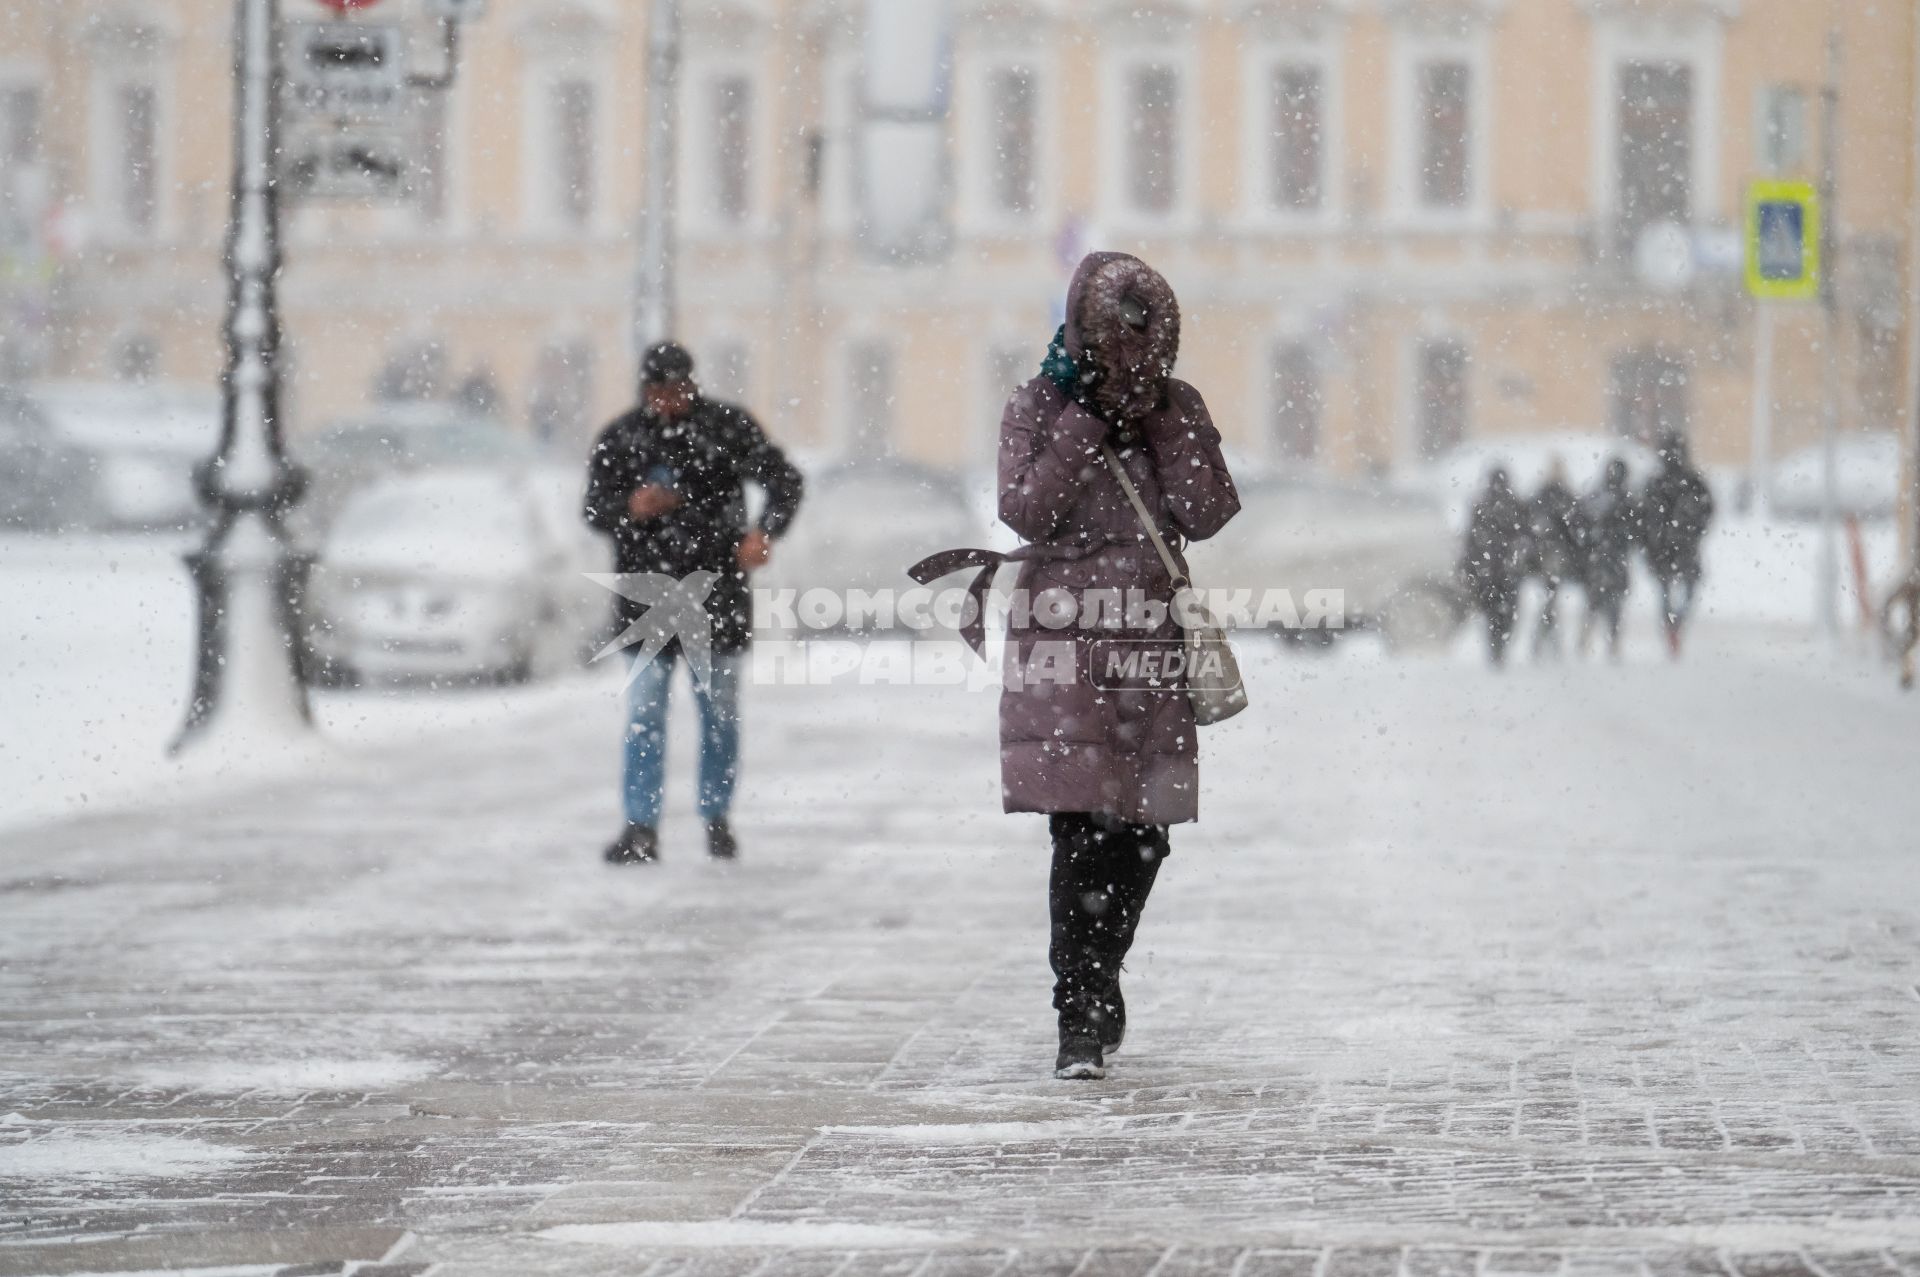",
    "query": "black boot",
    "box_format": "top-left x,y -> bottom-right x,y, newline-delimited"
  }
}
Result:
1096,974 -> 1127,1055
706,820 -> 738,861
1049,814 -> 1164,1076
604,823 -> 659,865
1054,1024 -> 1106,1080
